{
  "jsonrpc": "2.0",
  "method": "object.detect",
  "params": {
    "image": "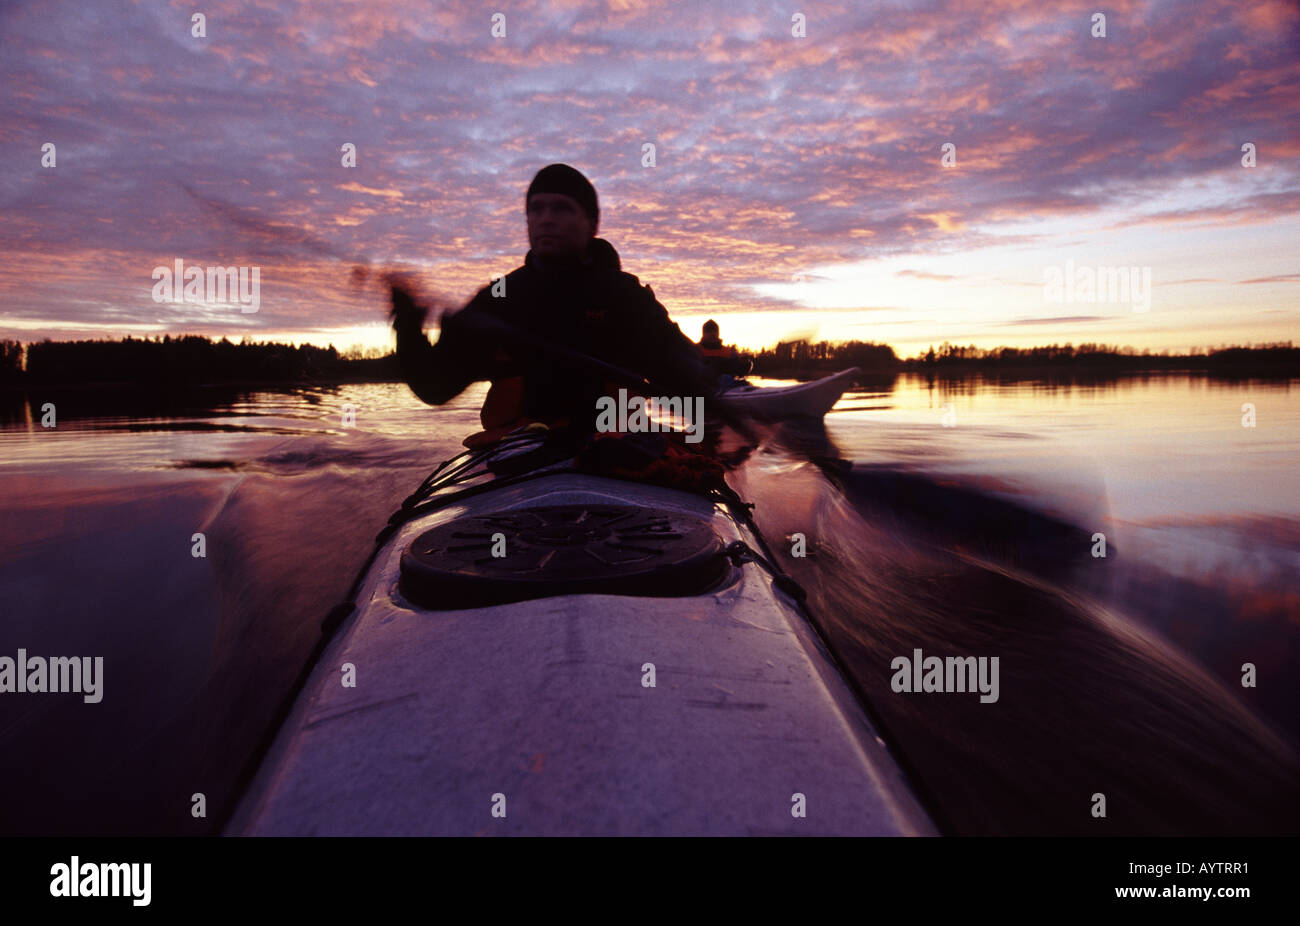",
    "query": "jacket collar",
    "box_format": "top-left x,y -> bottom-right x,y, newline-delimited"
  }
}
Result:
525,236 -> 621,273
